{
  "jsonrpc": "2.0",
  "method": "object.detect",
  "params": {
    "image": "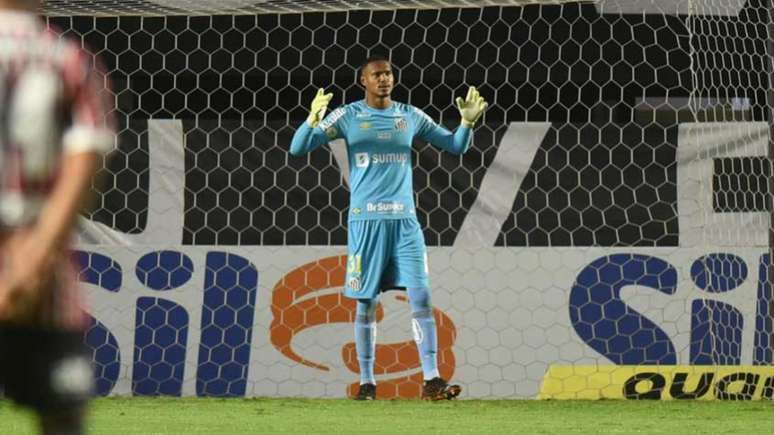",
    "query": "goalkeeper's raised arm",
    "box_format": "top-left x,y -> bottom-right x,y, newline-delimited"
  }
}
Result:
289,88 -> 337,155
289,80 -> 487,158
414,85 -> 488,155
